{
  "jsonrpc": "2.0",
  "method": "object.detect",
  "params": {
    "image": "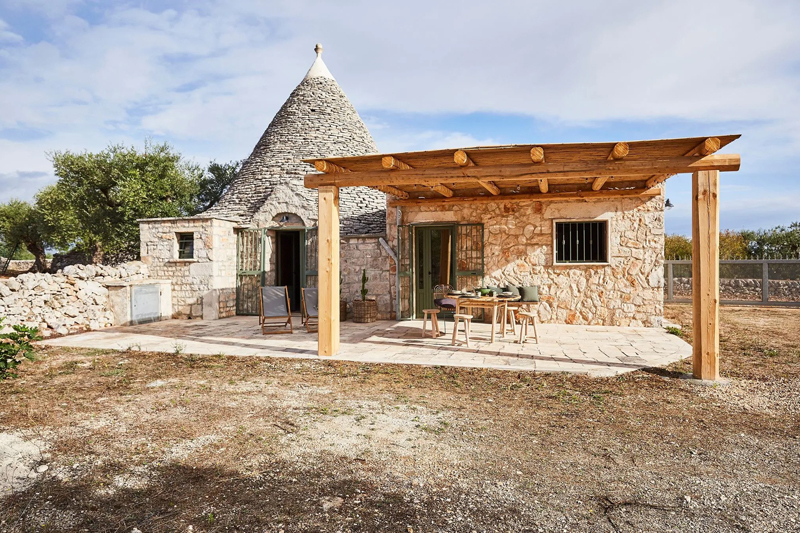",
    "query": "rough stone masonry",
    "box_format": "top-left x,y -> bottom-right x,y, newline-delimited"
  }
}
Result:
0,262 -> 149,337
